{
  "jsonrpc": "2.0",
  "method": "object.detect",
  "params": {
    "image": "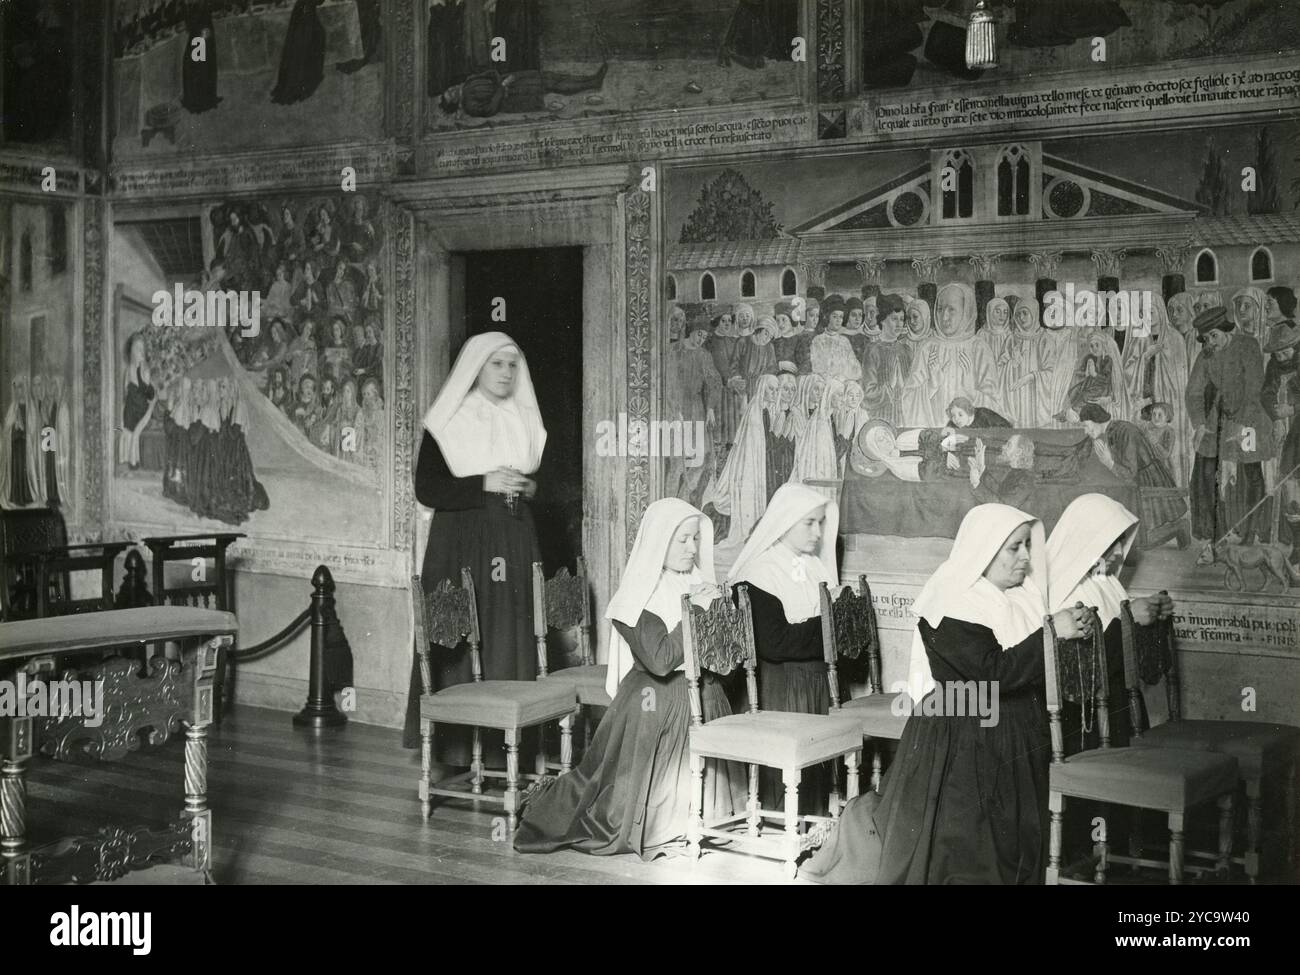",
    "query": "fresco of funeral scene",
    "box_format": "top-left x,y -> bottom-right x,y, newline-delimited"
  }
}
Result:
663,123 -> 1300,593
